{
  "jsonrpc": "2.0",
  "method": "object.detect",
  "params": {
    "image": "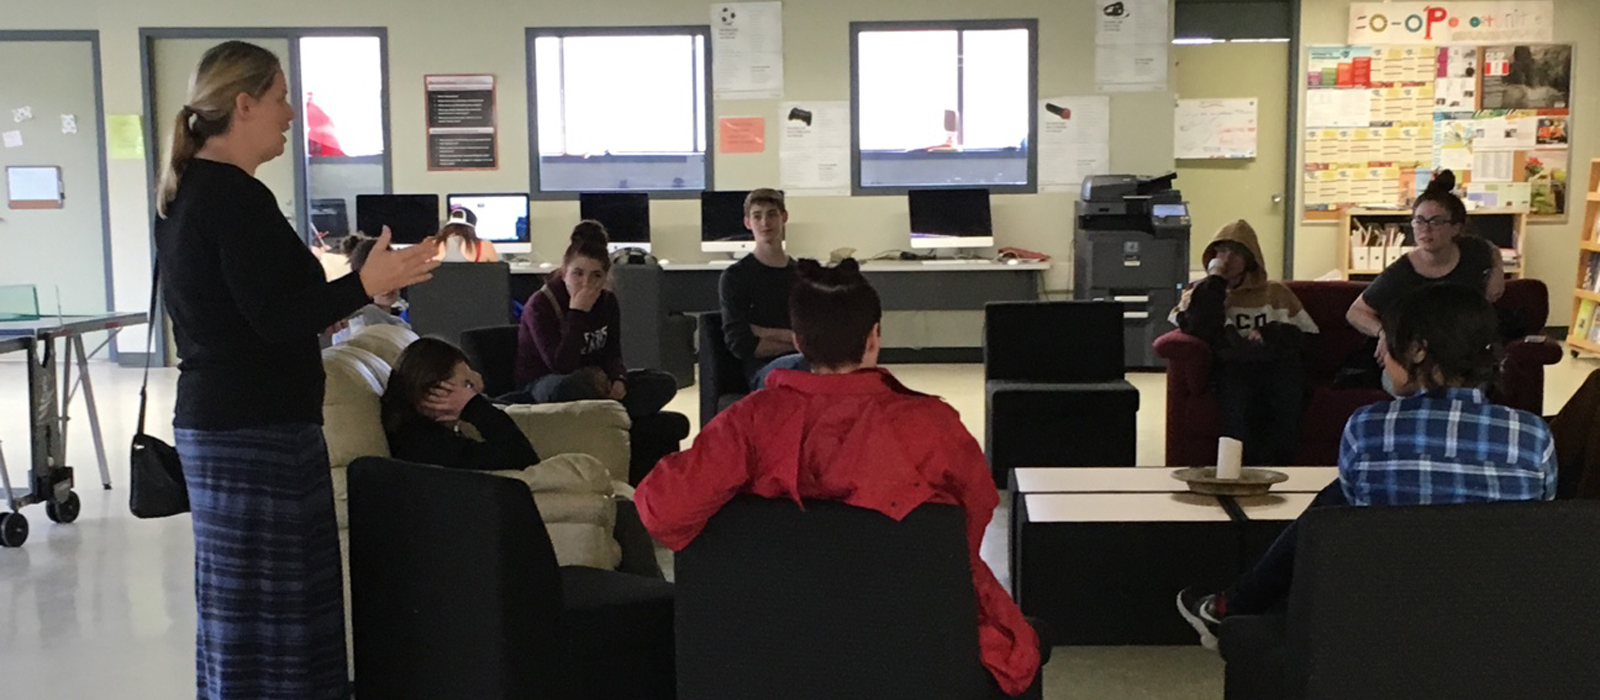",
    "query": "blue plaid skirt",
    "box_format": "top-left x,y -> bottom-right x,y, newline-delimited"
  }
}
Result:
175,423 -> 348,700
